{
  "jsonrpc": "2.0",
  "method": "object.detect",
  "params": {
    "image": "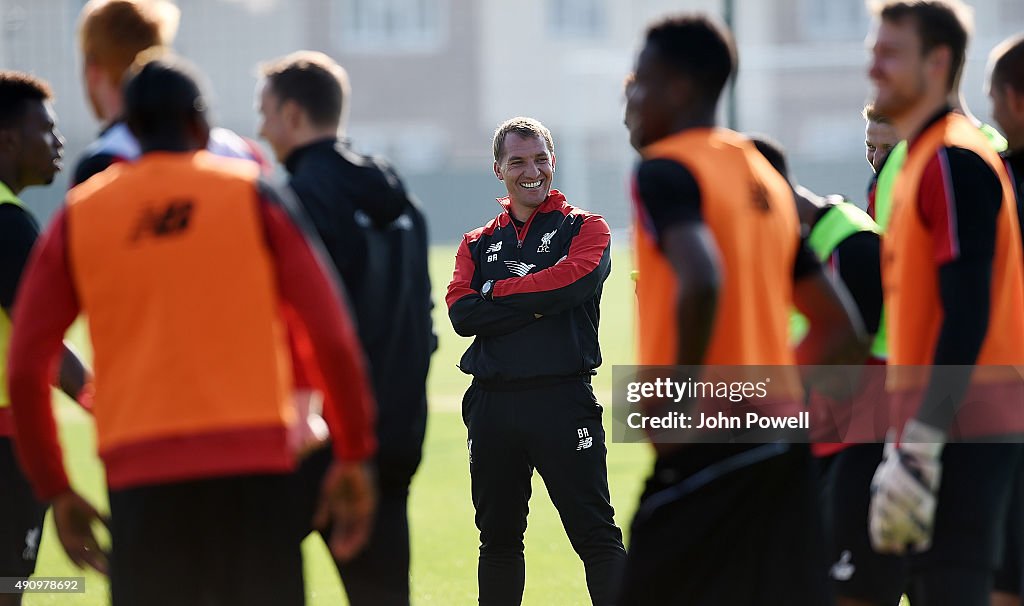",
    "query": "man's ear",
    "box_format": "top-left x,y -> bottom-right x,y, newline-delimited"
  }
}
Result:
85,62 -> 115,101
493,160 -> 503,181
0,126 -> 18,152
1008,84 -> 1024,115
927,46 -> 953,88
550,152 -> 556,171
282,99 -> 304,131
84,62 -> 102,89
663,75 -> 695,115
